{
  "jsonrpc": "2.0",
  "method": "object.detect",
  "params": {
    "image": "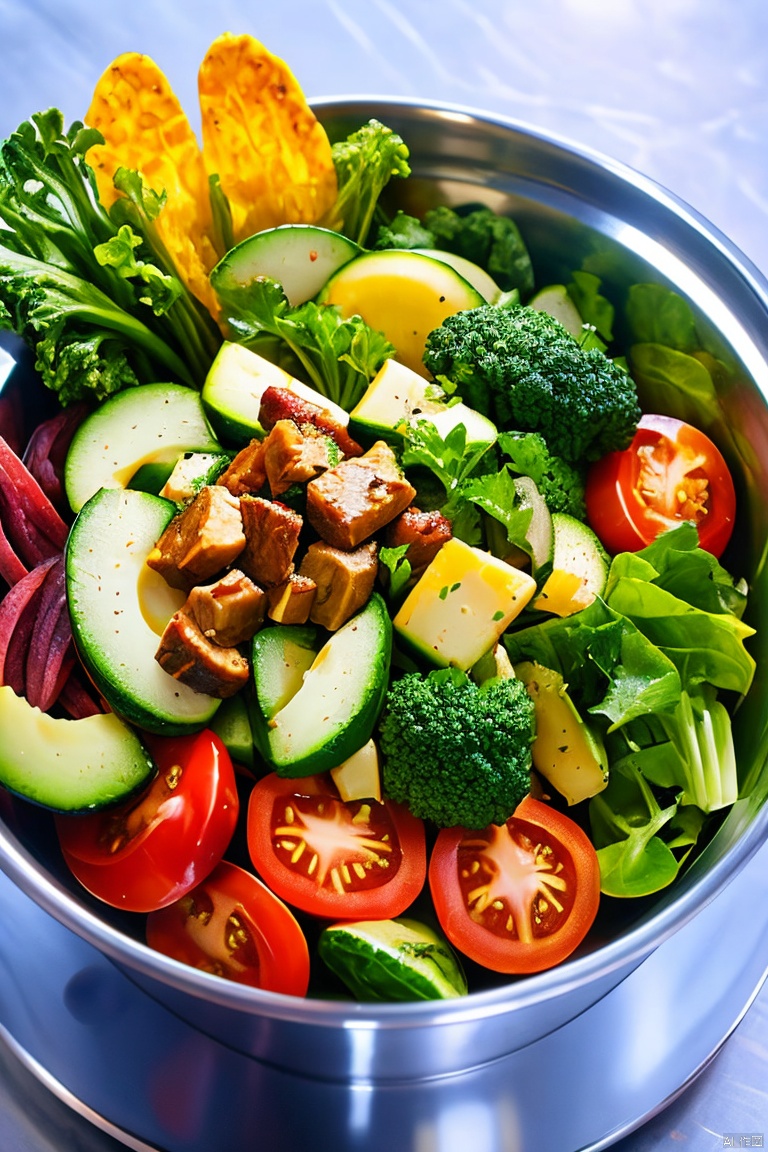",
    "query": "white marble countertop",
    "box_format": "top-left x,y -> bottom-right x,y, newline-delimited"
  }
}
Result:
2,2 -> 768,1148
